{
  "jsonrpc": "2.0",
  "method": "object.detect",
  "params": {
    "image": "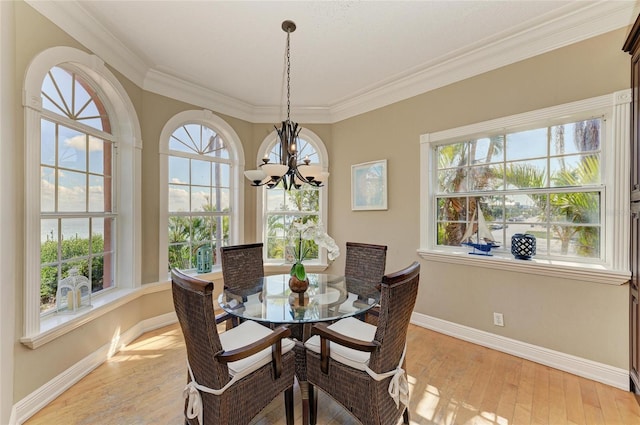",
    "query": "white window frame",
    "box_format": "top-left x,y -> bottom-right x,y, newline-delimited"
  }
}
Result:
255,128 -> 329,273
22,47 -> 142,348
419,91 -> 631,285
158,110 -> 245,280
